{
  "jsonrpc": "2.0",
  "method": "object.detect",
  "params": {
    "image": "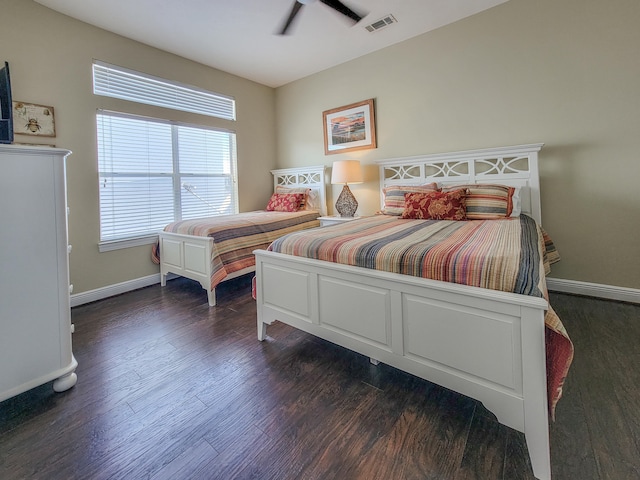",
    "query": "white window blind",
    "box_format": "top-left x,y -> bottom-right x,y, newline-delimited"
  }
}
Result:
97,111 -> 237,243
93,61 -> 236,120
